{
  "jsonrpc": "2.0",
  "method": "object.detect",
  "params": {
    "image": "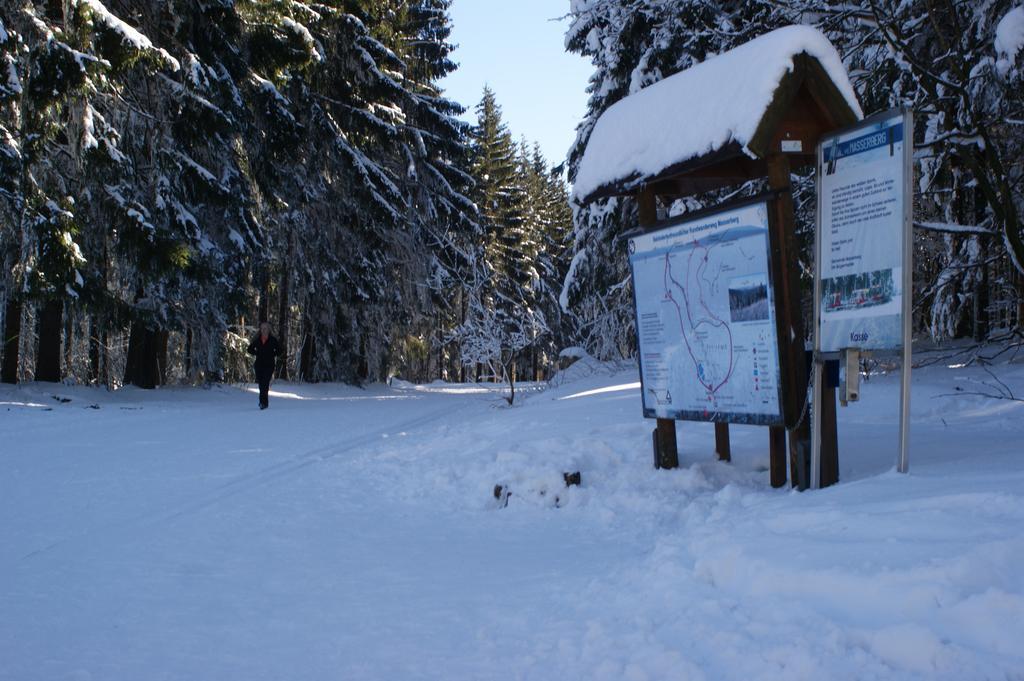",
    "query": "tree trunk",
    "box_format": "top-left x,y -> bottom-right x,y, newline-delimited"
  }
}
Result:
64,307 -> 74,377
435,316 -> 442,382
276,247 -> 290,380
2,298 -> 22,384
459,290 -> 467,383
184,327 -> 193,380
299,317 -> 316,382
35,299 -> 63,383
156,329 -> 169,385
974,239 -> 989,341
100,328 -> 109,387
124,323 -> 141,387
358,334 -> 369,382
505,360 -> 515,405
1017,269 -> 1024,331
124,322 -> 166,389
92,239 -> 109,386
89,315 -> 100,384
